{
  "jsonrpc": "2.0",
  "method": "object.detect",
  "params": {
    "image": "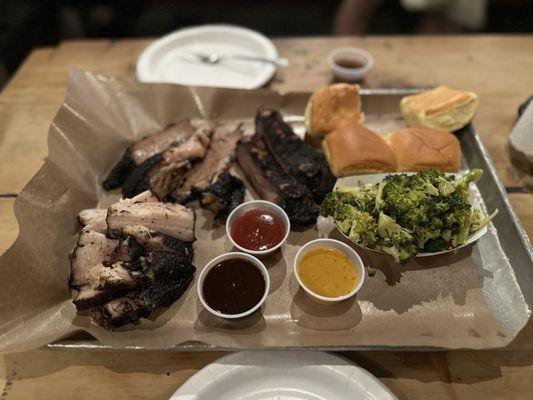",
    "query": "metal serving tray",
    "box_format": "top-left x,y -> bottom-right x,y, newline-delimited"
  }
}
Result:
46,87 -> 533,351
